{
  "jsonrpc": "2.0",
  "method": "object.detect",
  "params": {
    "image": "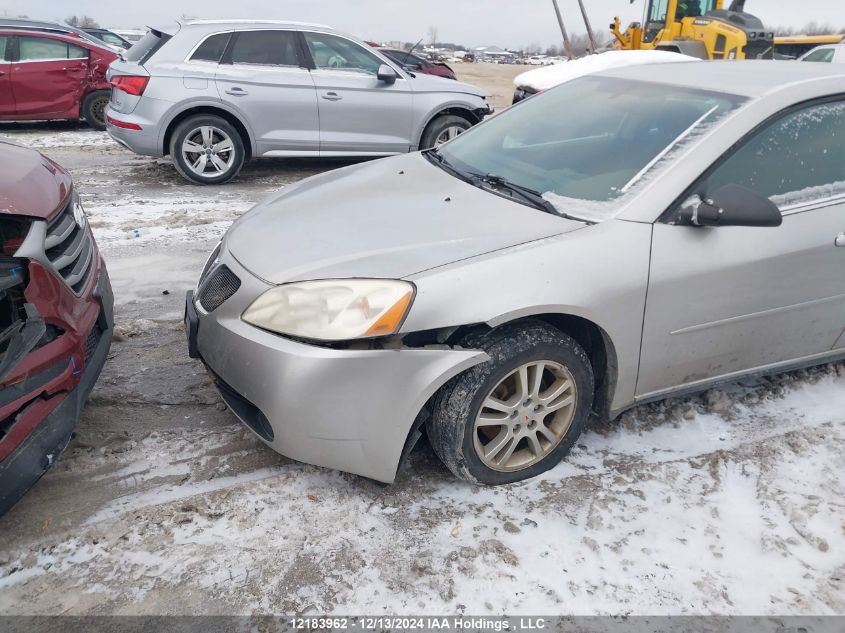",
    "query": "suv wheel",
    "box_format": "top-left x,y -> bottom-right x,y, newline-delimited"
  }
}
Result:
82,91 -> 110,131
420,114 -> 471,149
170,115 -> 245,185
427,321 -> 594,485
